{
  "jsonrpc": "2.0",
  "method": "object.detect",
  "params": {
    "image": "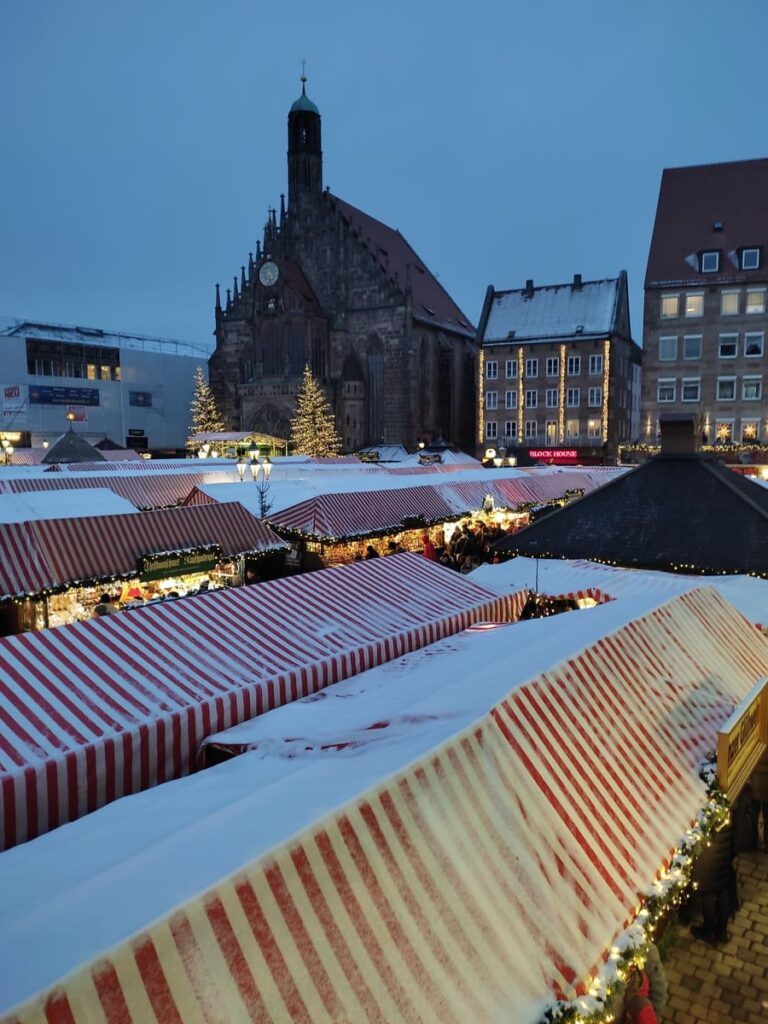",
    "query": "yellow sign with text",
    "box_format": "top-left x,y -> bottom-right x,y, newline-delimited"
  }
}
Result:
717,678 -> 768,796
